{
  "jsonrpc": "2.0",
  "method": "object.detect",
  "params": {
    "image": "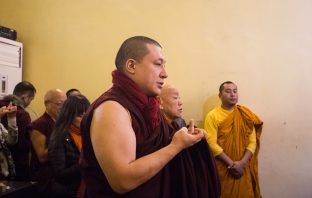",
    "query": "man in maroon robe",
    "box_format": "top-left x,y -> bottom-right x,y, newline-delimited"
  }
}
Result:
29,89 -> 67,196
80,36 -> 220,198
0,81 -> 36,181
